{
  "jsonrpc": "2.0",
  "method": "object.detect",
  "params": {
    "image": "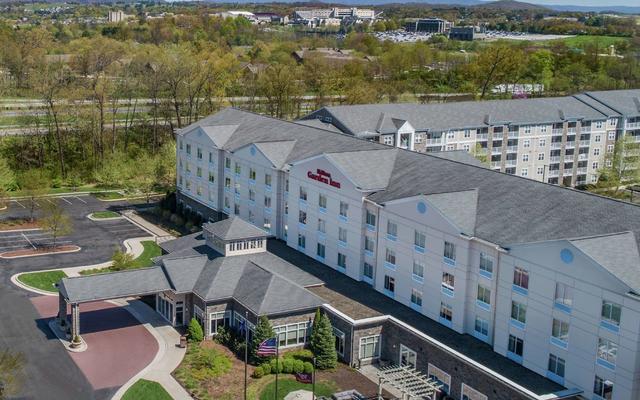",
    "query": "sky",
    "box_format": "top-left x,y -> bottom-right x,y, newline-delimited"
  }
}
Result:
521,0 -> 638,5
